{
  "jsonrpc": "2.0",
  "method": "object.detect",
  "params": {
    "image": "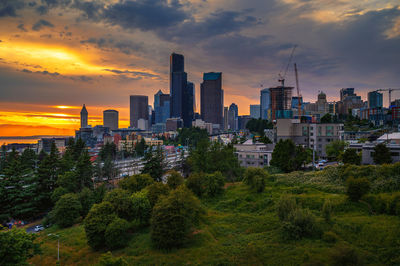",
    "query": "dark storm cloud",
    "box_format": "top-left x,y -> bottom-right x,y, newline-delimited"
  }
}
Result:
22,68 -> 60,76
81,37 -> 146,55
32,19 -> 54,31
17,23 -> 28,32
0,0 -> 26,17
